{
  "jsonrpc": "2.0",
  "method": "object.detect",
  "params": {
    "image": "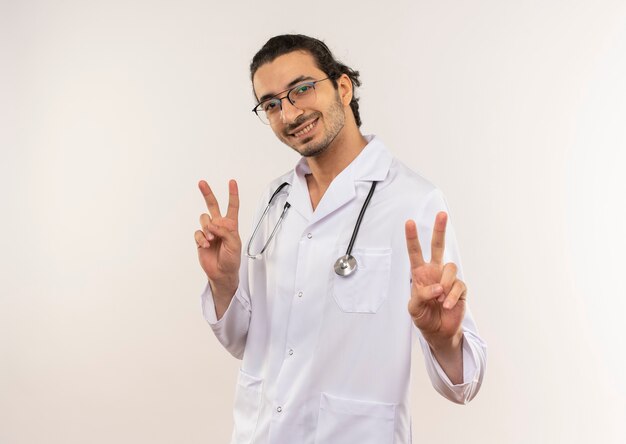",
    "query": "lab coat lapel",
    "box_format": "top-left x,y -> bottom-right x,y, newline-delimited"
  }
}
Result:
285,136 -> 393,224
352,136 -> 393,183
308,169 -> 356,225
285,161 -> 313,221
